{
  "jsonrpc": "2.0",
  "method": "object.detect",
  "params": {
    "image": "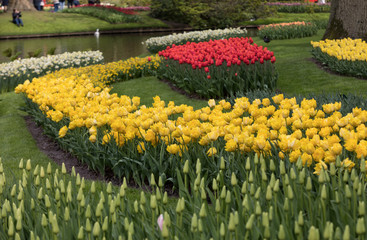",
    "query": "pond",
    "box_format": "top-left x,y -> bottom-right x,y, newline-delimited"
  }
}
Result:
0,28 -> 258,64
